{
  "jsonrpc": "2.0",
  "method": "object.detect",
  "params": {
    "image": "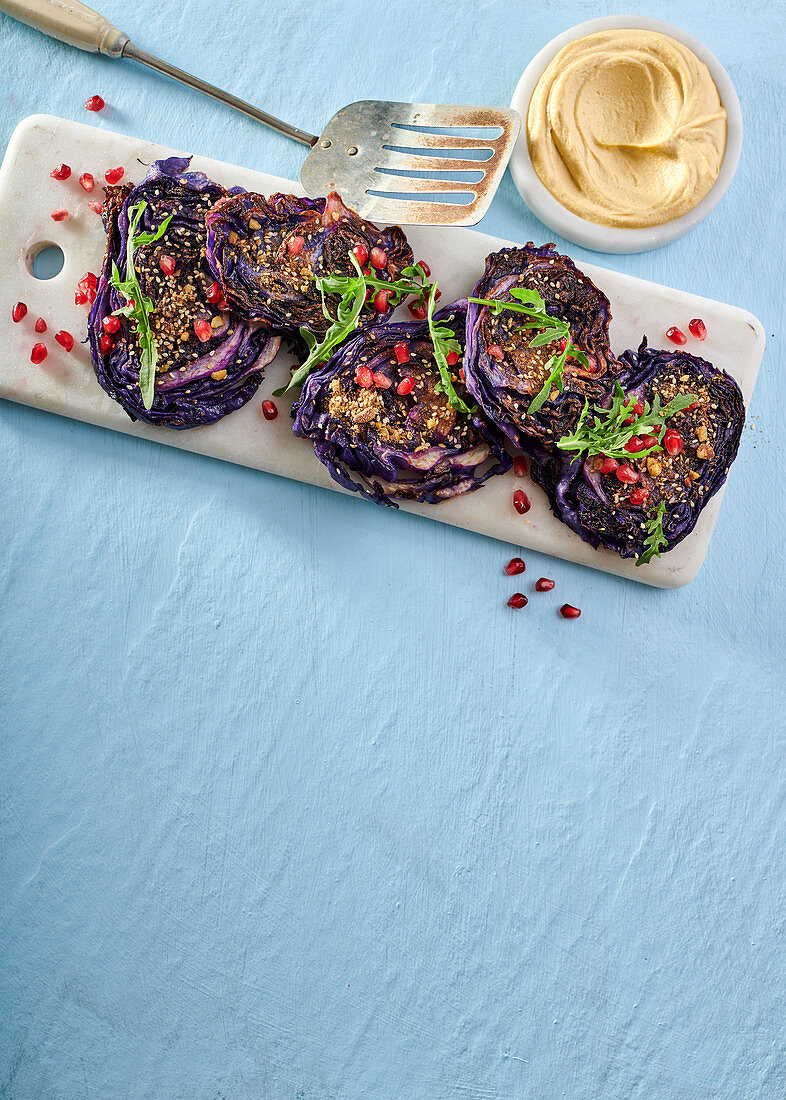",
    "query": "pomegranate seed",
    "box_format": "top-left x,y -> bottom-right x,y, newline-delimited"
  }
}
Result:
287,235 -> 305,257
194,319 -> 212,343
159,254 -> 176,276
102,315 -> 120,334
50,164 -> 71,180
513,489 -> 531,514
30,343 -> 47,364
599,456 -> 618,474
513,456 -> 527,478
688,317 -> 707,340
87,289 -> 96,304
434,289 -> 442,301
55,330 -> 74,351
74,289 -> 88,306
393,341 -> 410,365
34,317 -> 47,334
206,281 -> 221,303
688,400 -> 701,411
507,592 -> 528,609
663,428 -> 684,456
104,166 -> 124,185
373,371 -> 392,389
416,260 -> 431,278
50,209 -> 69,221
261,400 -> 278,420
624,435 -> 644,453
364,286 -> 374,303
535,578 -> 555,592
505,557 -> 526,576
557,337 -> 567,352
80,272 -> 98,291
373,289 -> 390,313
446,350 -> 459,366
641,433 -> 658,449
666,326 -> 687,345
616,464 -> 639,485
356,365 -> 374,388
12,302 -> 27,322
630,400 -> 645,415
629,487 -> 649,506
88,200 -> 103,214
217,297 -> 229,312
78,172 -> 95,192
408,302 -> 426,320
583,354 -> 598,373
560,604 -> 581,619
487,344 -> 504,361
370,246 -> 387,270
458,368 -> 465,382
98,333 -> 113,354
84,95 -> 105,112
396,376 -> 414,396
351,242 -> 369,266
